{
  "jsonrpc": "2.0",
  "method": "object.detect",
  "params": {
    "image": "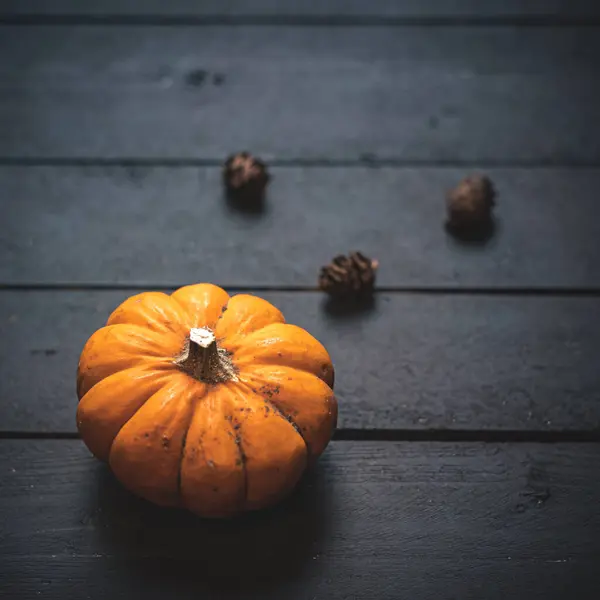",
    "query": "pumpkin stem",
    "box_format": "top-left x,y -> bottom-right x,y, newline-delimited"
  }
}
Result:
176,327 -> 237,384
